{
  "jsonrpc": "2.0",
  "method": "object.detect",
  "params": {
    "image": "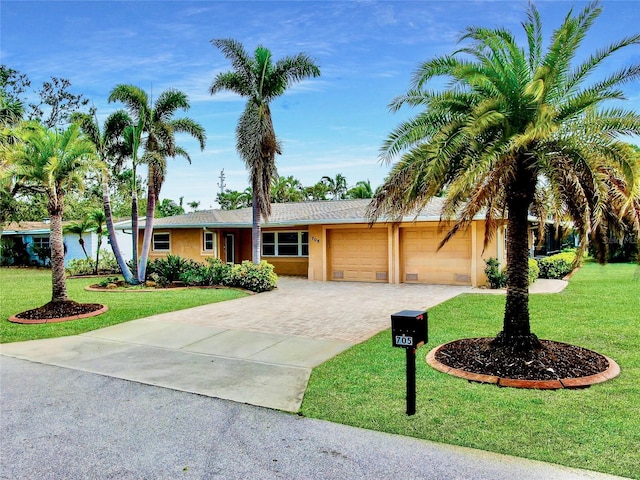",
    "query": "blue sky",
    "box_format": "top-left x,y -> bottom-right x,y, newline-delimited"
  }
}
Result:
2,1 -> 639,209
